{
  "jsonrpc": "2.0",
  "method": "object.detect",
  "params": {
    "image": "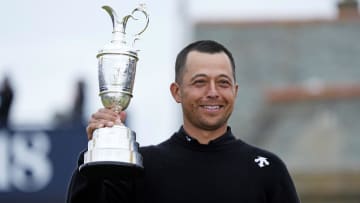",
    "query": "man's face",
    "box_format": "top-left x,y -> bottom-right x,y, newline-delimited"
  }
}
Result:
171,51 -> 238,131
